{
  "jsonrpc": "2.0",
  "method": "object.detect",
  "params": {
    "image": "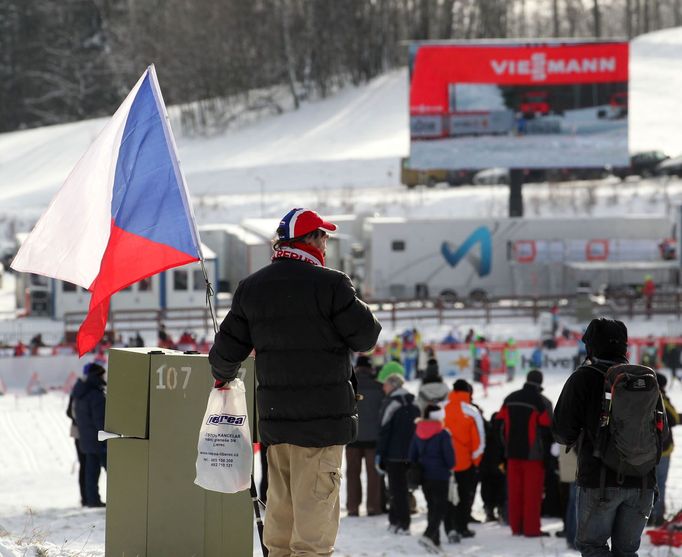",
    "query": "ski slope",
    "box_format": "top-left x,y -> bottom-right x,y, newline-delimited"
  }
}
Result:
1,28 -> 682,219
